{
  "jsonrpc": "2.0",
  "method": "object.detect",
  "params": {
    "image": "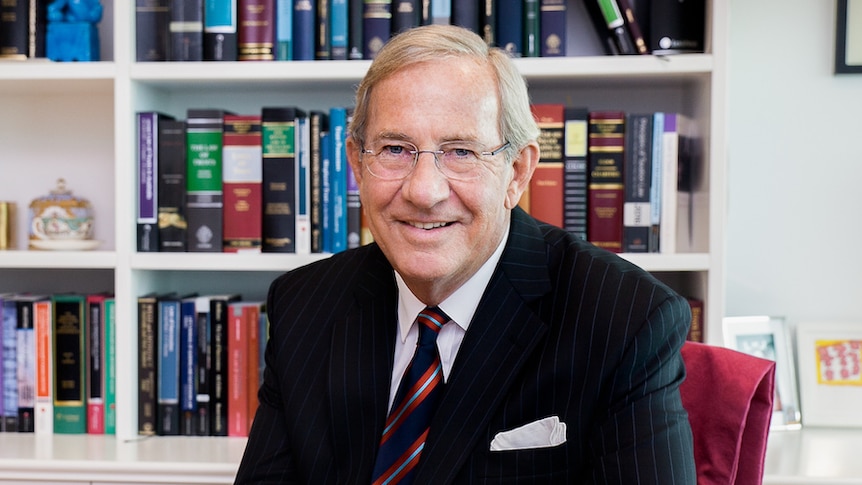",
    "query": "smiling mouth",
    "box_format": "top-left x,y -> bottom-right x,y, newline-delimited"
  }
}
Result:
408,221 -> 452,230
